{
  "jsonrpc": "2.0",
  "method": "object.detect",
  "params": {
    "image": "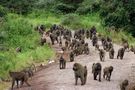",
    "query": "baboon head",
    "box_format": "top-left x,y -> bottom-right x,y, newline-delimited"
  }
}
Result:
73,63 -> 79,71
